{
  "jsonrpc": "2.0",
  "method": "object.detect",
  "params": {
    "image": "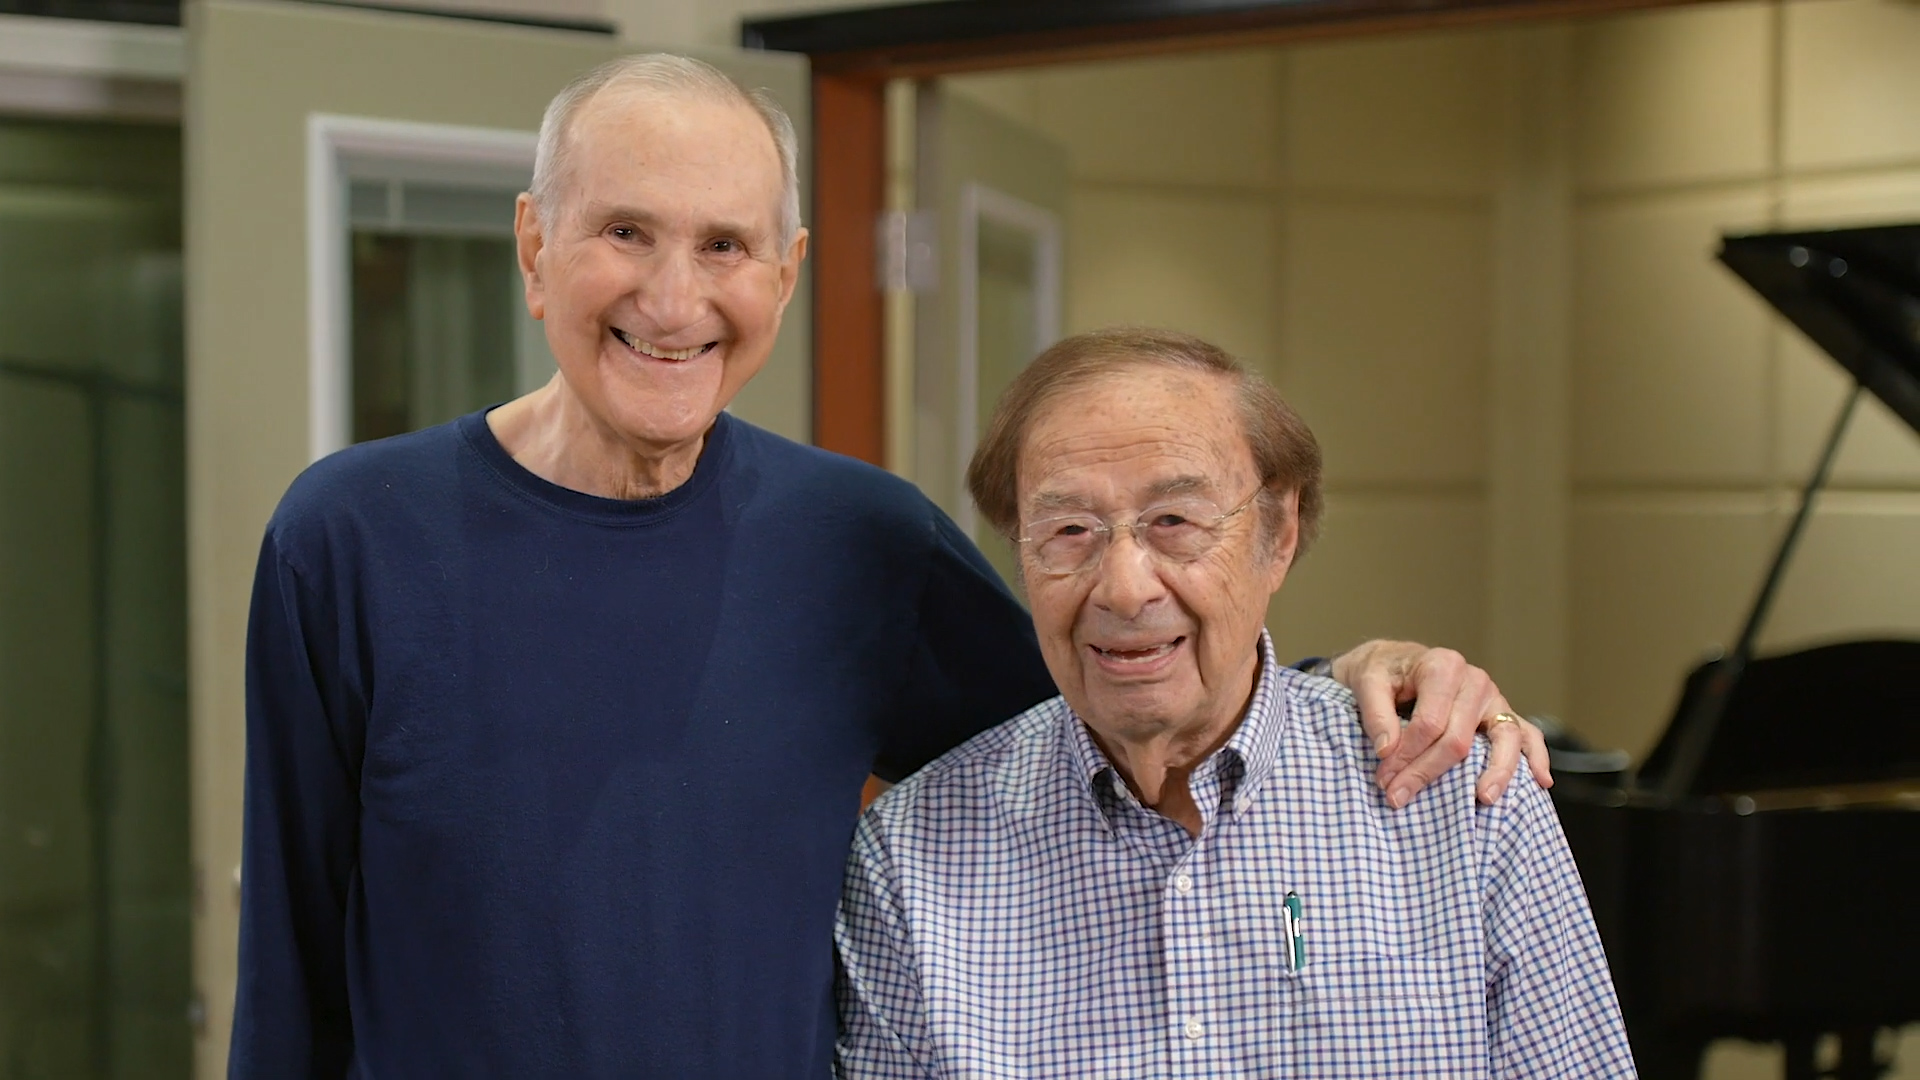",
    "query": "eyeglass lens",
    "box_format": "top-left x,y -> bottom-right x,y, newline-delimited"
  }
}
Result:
1024,500 -> 1231,573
